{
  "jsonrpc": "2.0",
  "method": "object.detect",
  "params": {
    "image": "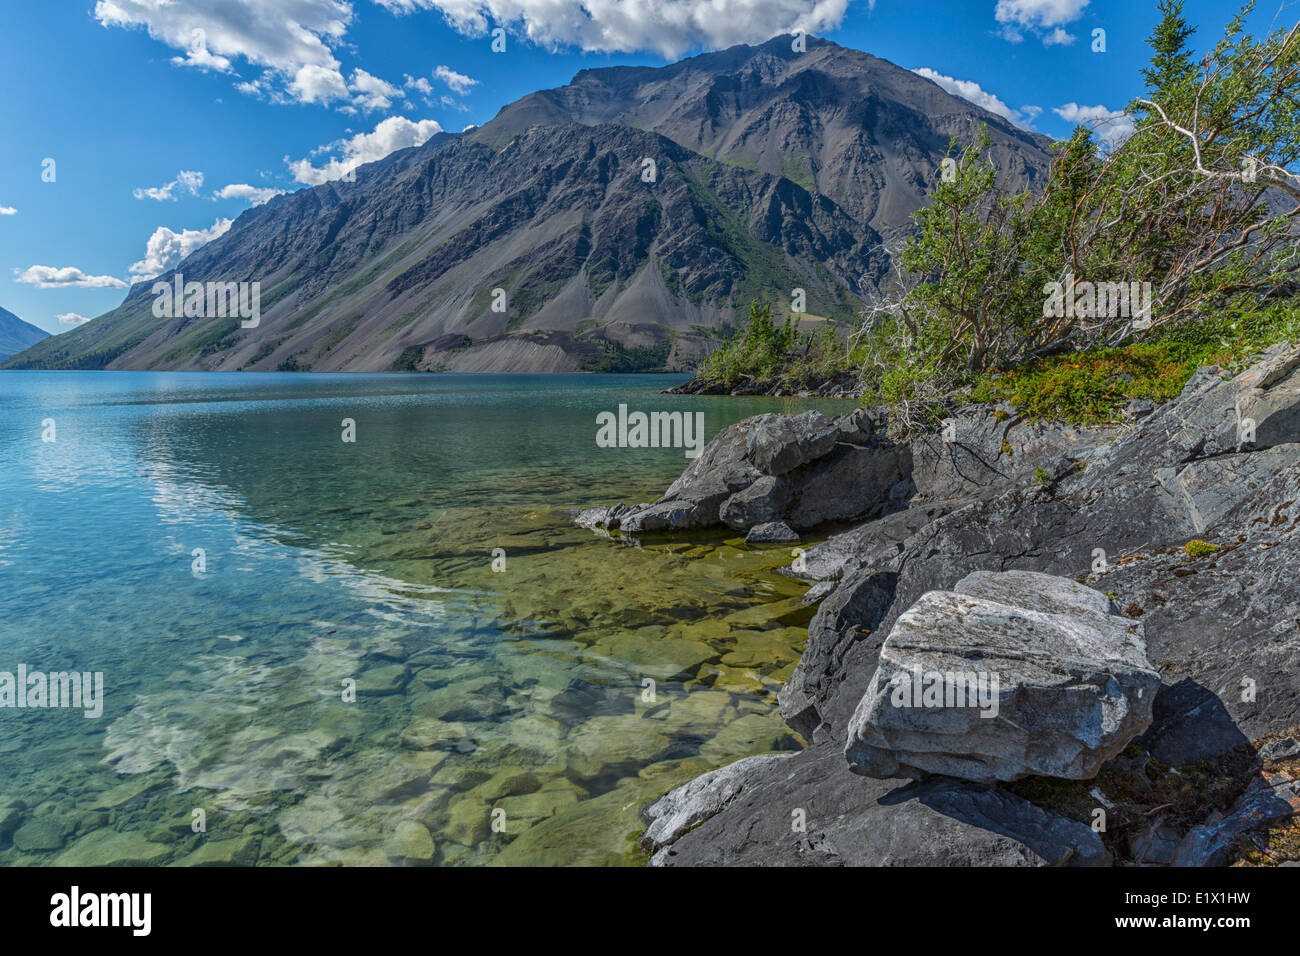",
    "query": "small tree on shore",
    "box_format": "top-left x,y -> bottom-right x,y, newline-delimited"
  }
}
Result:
861,0 -> 1300,430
